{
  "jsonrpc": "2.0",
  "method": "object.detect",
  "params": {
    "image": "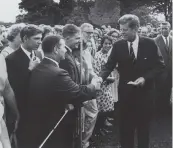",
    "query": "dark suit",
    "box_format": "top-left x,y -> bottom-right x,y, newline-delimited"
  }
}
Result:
59,47 -> 81,147
22,58 -> 95,148
100,37 -> 165,148
59,47 -> 80,84
154,35 -> 172,113
5,47 -> 43,146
